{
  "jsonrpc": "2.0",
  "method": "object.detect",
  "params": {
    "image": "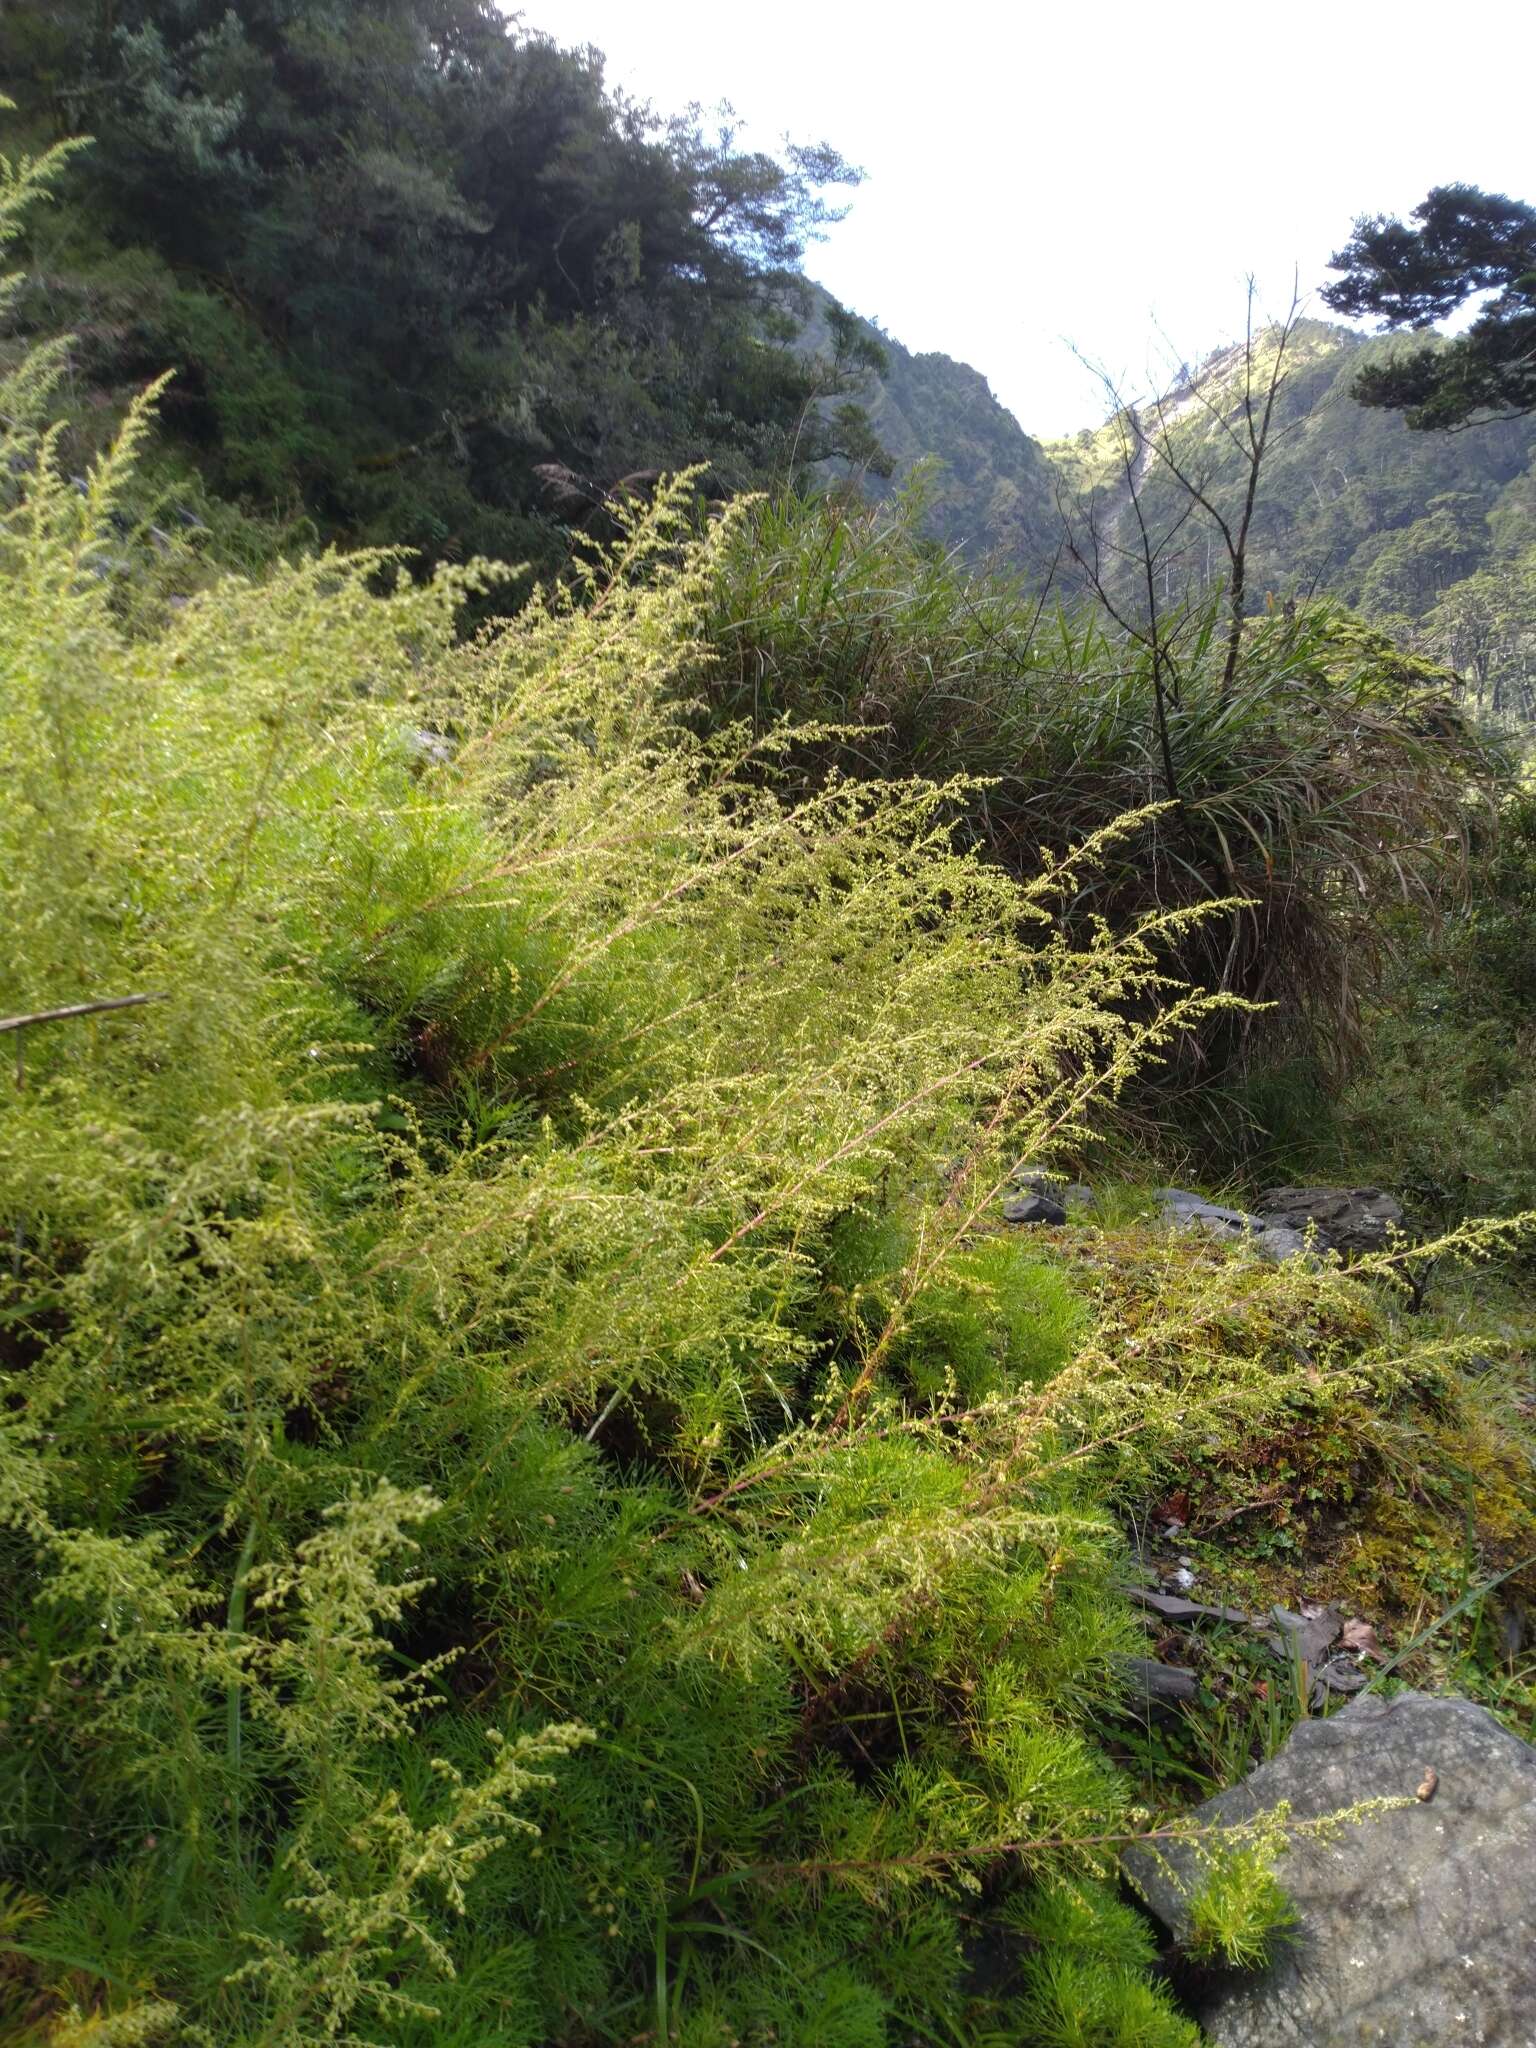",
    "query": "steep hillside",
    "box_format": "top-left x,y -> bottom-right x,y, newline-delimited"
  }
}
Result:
808,308 -> 1536,718
1046,322 -> 1536,617
1037,320 -> 1536,720
804,290 -> 1060,569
